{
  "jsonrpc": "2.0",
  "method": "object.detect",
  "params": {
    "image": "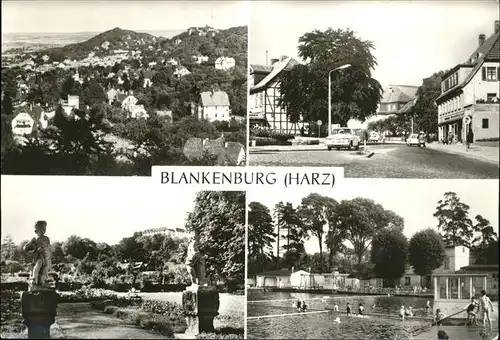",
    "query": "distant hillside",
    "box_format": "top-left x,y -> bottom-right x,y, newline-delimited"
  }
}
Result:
41,27 -> 158,59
